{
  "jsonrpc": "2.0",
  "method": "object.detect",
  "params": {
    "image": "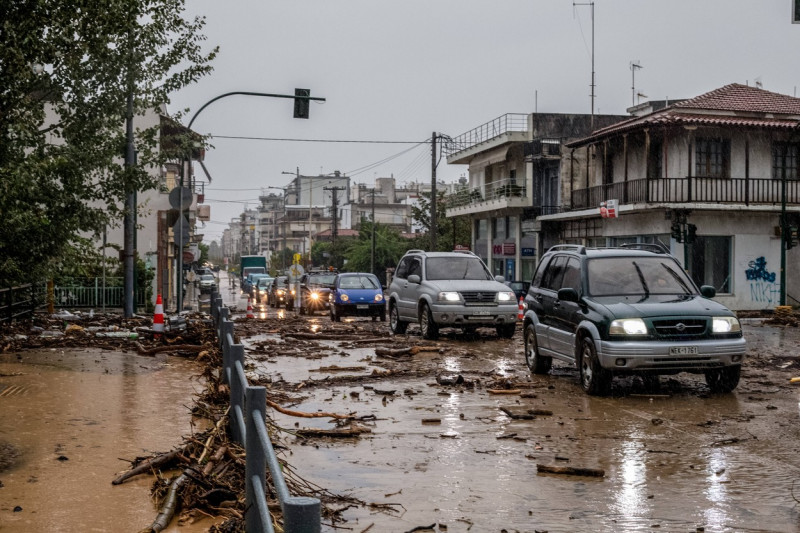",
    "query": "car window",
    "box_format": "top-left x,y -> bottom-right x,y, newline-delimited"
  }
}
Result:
310,274 -> 337,285
531,256 -> 551,287
561,257 -> 582,291
395,257 -> 410,279
587,257 -> 696,296
408,258 -> 422,278
541,255 -> 568,291
201,274 -> 215,281
426,256 -> 490,281
340,275 -> 380,289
